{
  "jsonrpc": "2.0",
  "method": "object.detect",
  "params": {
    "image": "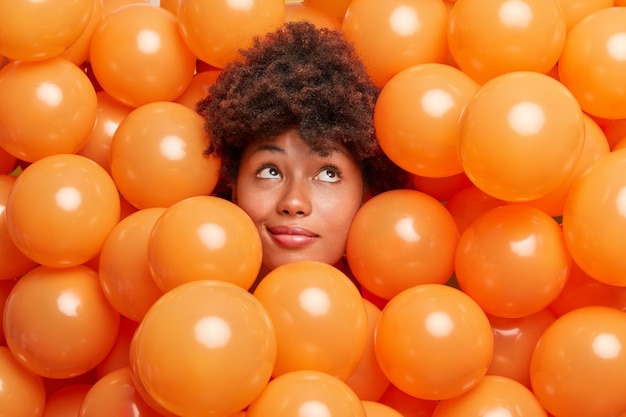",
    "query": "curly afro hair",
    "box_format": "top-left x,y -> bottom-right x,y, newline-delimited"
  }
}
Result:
197,21 -> 410,198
